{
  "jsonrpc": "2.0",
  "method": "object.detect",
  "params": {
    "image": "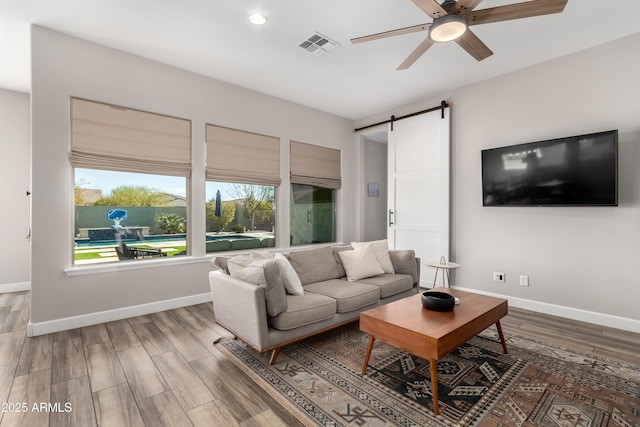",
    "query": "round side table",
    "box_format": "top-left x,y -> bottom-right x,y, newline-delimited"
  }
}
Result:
425,260 -> 460,288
